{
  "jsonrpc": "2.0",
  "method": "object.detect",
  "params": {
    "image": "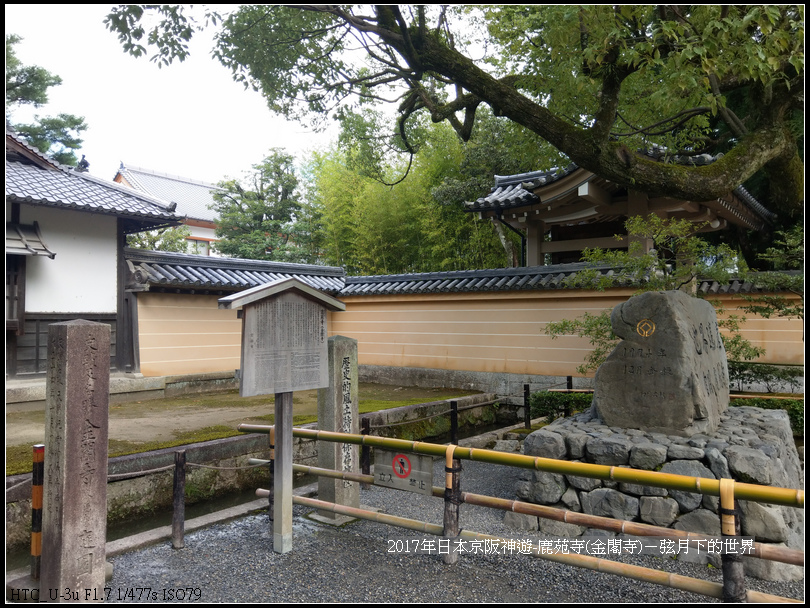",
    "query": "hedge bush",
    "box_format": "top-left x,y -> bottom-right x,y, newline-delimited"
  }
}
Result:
529,392 -> 803,438
529,391 -> 592,422
727,362 -> 804,393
